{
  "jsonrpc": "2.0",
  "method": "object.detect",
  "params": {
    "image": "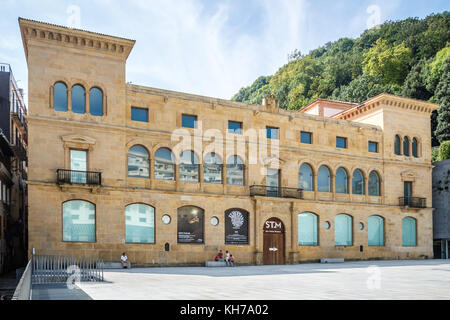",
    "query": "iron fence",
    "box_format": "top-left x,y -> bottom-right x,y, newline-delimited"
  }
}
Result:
250,185 -> 303,199
57,169 -> 102,186
398,197 -> 427,208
